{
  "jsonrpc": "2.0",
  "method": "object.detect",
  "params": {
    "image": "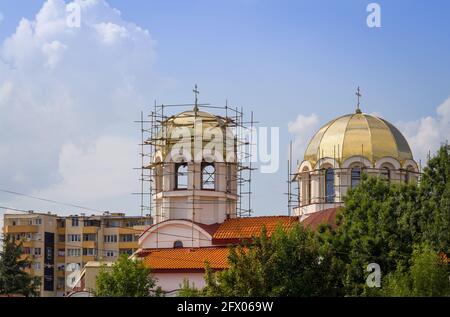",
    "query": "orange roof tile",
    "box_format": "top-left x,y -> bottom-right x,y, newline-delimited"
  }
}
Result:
212,216 -> 299,242
142,247 -> 230,271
